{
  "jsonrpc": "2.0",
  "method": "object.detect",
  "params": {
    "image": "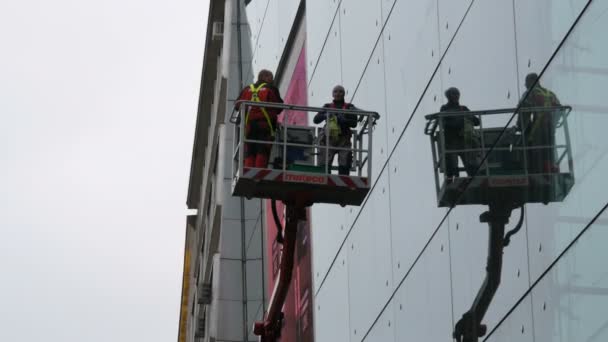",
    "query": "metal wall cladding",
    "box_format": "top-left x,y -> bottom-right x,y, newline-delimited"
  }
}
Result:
351,42 -> 388,179
346,171 -> 393,340
393,226 -> 452,342
238,0 -> 608,340
245,0 -> 300,79
307,16 -> 342,119
310,201 -> 348,293
338,0 -> 383,94
308,14 -> 349,294
306,0 -> 340,83
382,0 -> 441,149
314,247 -> 351,342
